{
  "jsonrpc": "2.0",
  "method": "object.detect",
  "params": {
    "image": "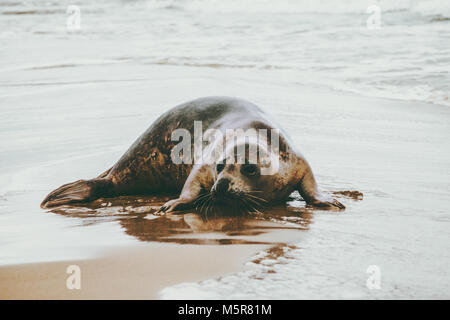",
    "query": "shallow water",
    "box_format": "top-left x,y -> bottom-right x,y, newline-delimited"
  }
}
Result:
1,0 -> 450,299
